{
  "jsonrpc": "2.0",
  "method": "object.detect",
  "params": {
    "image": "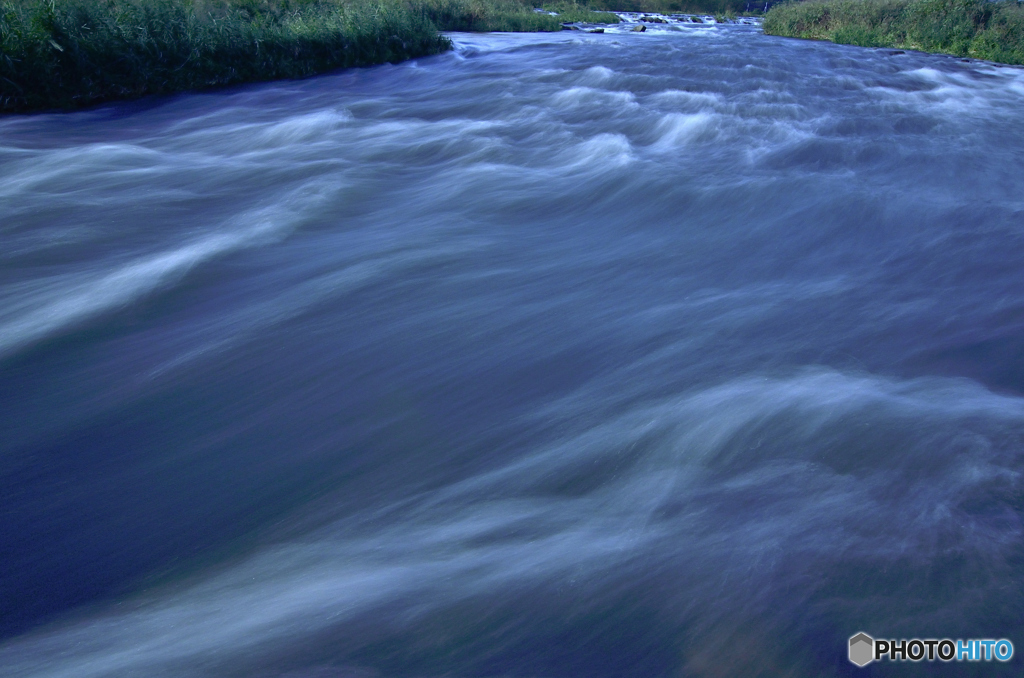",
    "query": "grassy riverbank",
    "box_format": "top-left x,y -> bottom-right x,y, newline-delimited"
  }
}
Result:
764,0 -> 1024,64
0,0 -> 444,112
0,0 -> 617,113
585,0 -> 748,15
419,0 -> 618,31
